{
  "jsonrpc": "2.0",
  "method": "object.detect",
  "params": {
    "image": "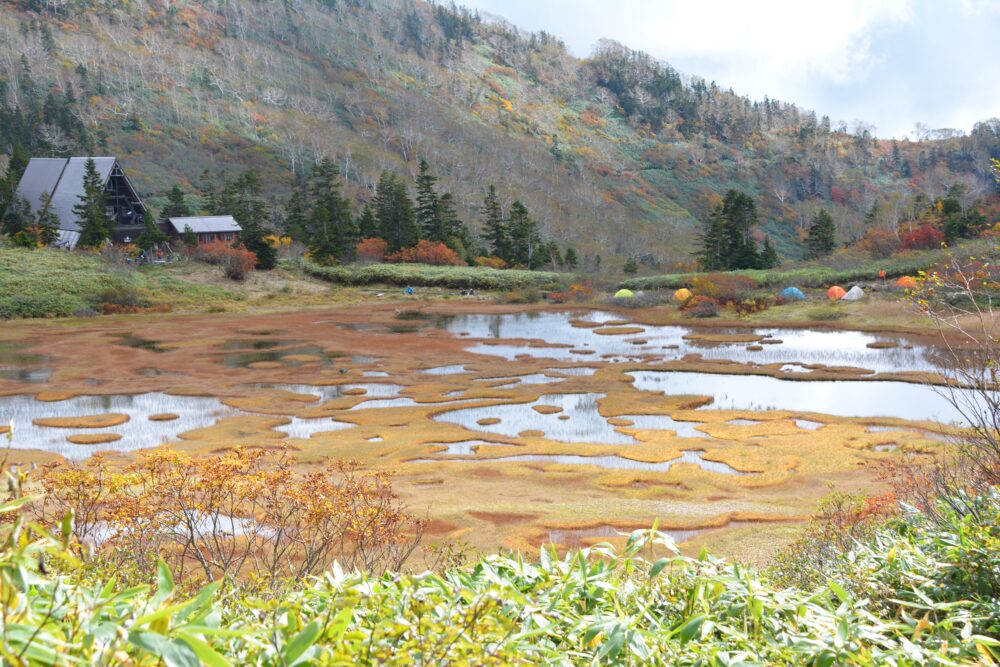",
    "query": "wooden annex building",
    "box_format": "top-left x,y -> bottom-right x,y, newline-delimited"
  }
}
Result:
167,216 -> 241,245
